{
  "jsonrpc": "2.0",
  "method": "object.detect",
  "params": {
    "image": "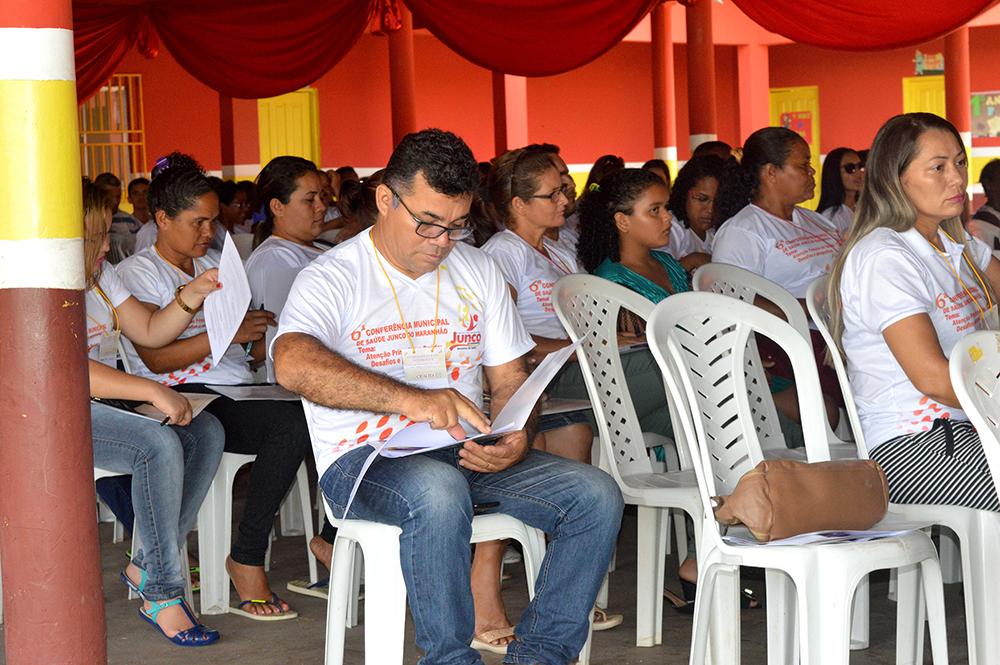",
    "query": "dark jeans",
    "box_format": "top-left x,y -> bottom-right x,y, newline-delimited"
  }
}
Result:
177,385 -> 312,566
